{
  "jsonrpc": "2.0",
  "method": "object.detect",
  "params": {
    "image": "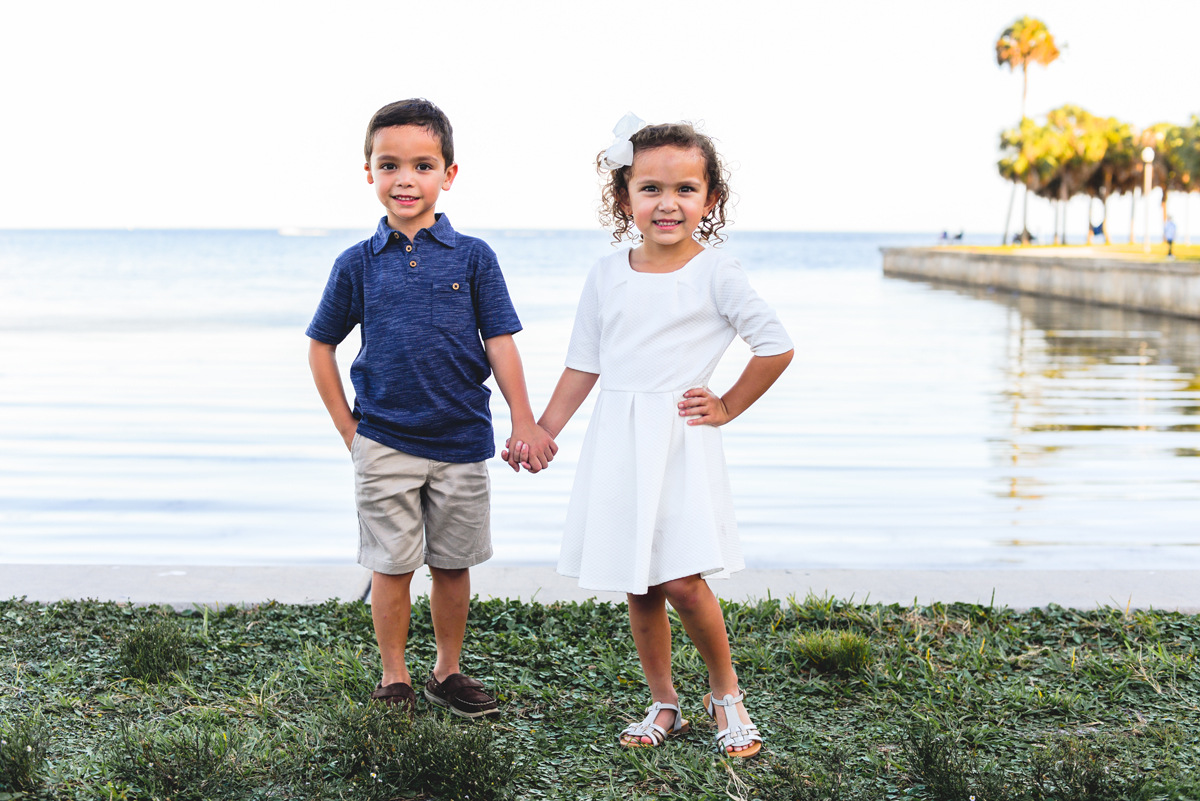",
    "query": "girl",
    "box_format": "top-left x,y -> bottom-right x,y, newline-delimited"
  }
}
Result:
511,117 -> 793,756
